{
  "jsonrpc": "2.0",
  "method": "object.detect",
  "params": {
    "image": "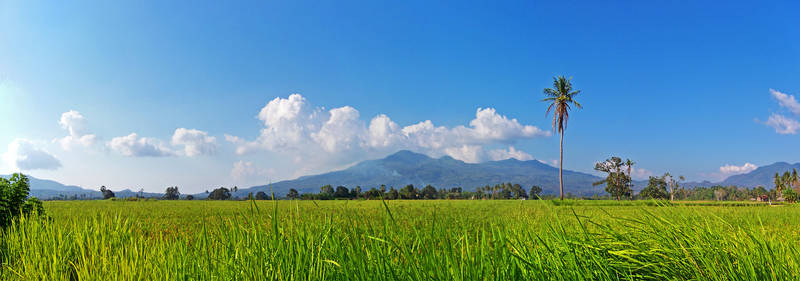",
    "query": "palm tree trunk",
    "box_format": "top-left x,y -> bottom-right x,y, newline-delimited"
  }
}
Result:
559,131 -> 564,200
